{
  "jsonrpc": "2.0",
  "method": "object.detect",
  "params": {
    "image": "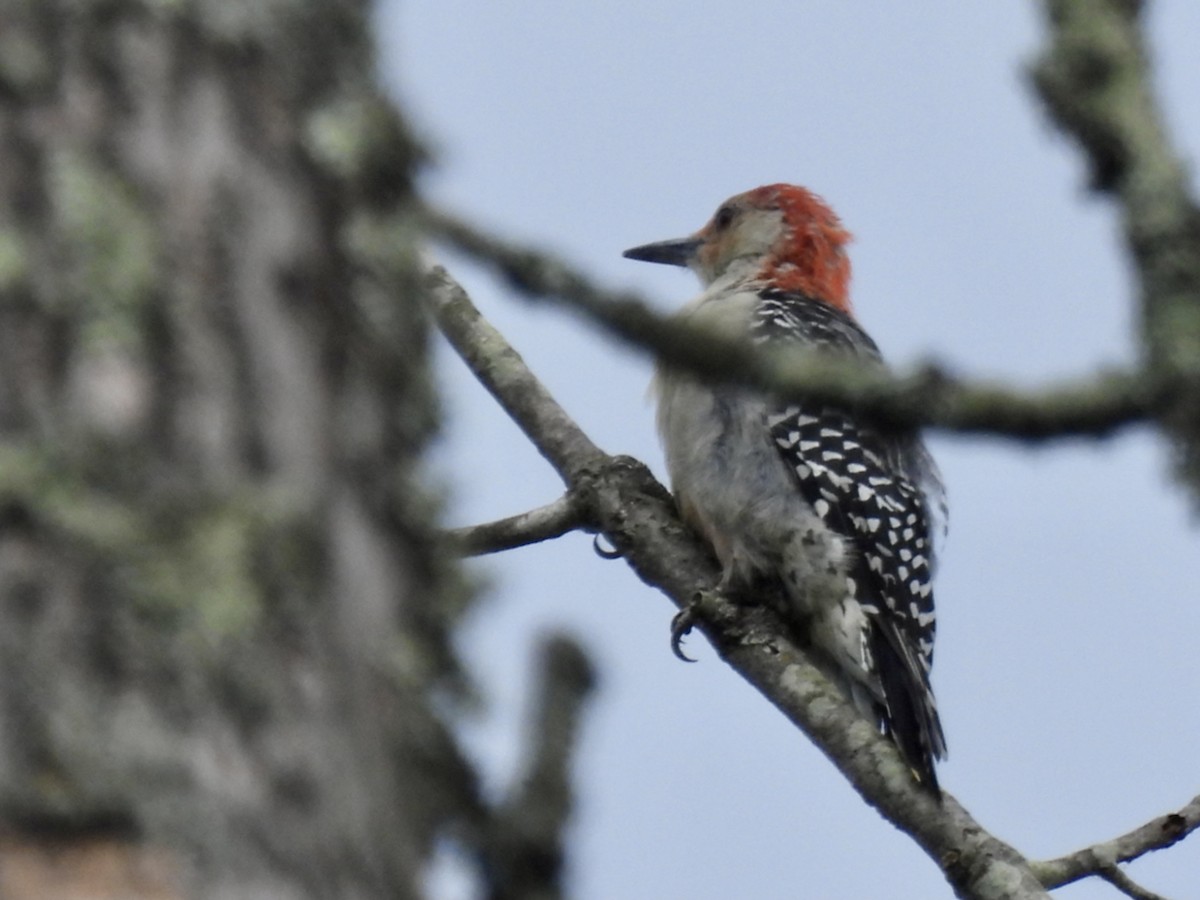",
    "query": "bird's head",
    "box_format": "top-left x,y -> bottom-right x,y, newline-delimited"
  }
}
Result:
624,183 -> 852,311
